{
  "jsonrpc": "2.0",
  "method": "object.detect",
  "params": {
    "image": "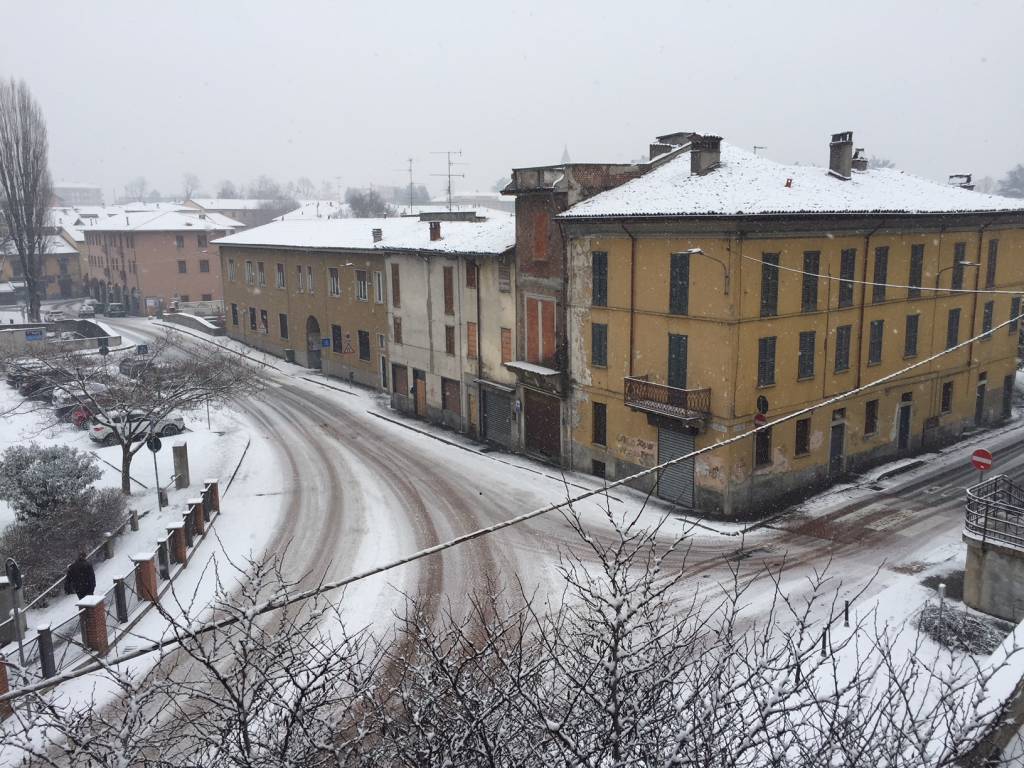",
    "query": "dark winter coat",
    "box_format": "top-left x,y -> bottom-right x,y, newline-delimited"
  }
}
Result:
65,557 -> 96,599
